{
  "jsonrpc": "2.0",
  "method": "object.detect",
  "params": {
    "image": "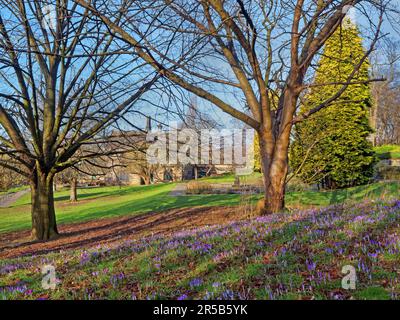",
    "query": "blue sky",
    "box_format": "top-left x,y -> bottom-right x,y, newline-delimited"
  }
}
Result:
1,1 -> 399,135
135,1 -> 400,132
